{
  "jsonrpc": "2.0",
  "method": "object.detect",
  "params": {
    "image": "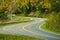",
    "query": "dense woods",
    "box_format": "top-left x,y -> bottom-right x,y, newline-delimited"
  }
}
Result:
0,0 -> 60,18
